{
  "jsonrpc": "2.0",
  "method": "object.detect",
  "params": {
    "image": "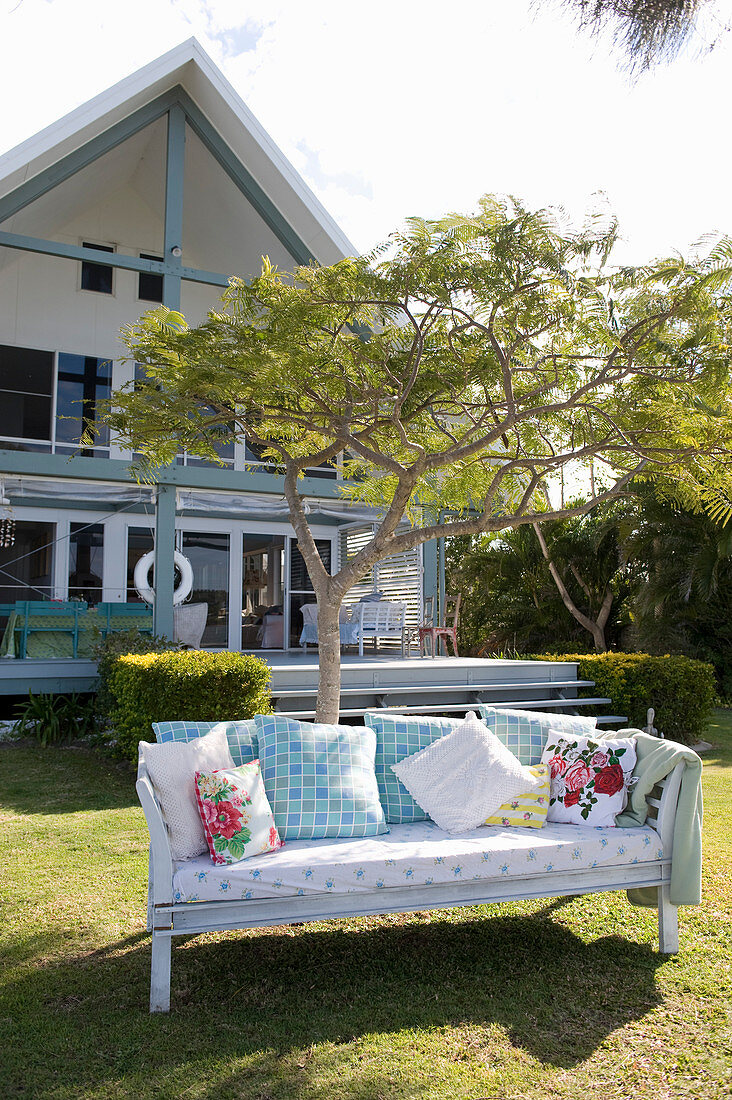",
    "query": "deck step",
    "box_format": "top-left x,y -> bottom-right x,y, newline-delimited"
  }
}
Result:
270,678 -> 595,699
278,696 -> 614,720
